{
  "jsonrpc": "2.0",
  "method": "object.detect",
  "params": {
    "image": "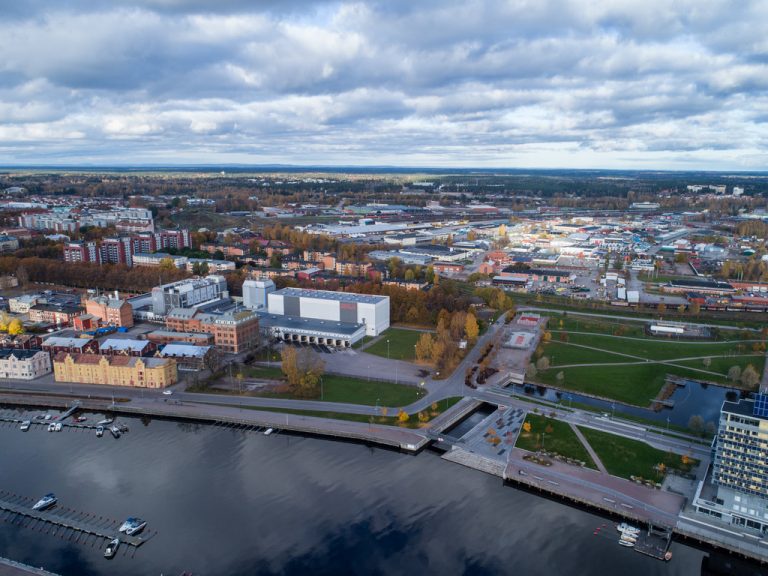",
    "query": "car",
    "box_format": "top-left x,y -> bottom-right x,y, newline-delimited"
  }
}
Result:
162,390 -> 173,396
